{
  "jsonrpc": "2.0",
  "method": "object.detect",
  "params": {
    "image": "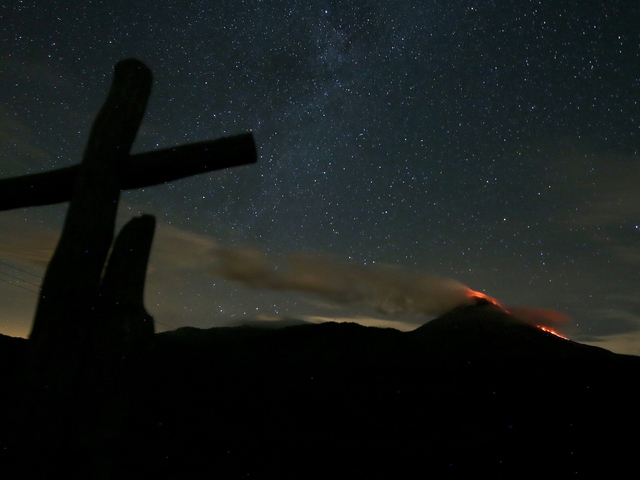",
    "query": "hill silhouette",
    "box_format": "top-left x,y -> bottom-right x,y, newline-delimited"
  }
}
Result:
2,302 -> 640,478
